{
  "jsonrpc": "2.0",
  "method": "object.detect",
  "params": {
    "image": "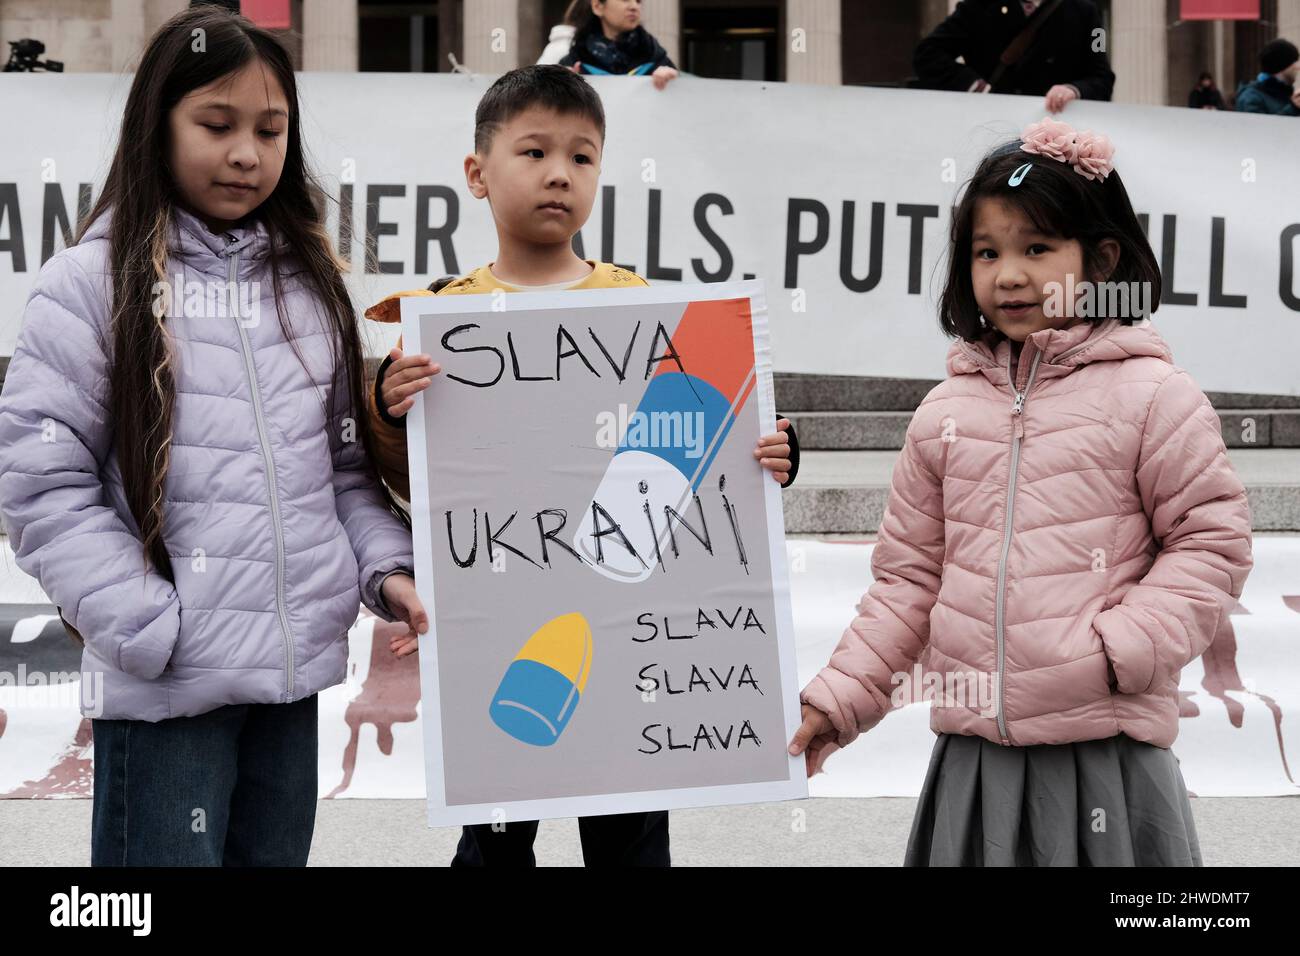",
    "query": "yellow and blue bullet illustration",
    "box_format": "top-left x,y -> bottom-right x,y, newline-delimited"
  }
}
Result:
489,612 -> 593,746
